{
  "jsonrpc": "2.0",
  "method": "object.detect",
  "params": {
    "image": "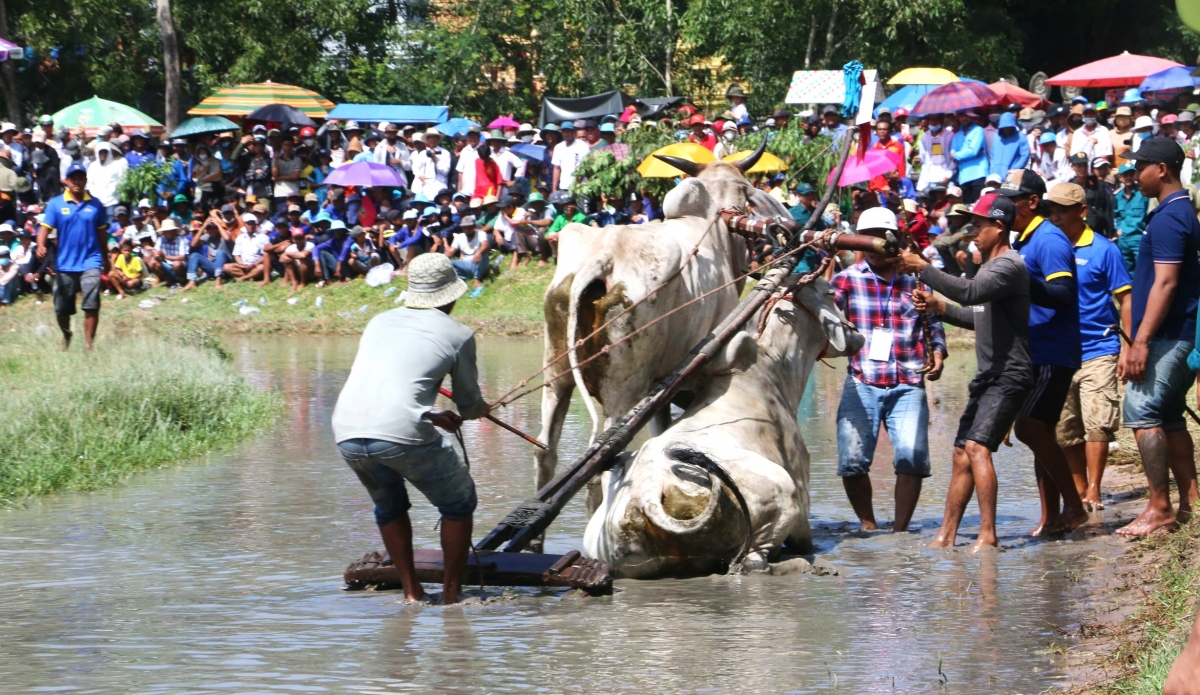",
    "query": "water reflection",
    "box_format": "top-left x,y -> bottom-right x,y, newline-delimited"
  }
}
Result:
0,333 -> 1120,693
